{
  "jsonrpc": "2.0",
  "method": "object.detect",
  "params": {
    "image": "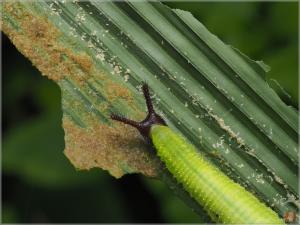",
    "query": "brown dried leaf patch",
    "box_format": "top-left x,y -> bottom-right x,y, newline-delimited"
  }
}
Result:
63,117 -> 161,178
2,2 -> 93,83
